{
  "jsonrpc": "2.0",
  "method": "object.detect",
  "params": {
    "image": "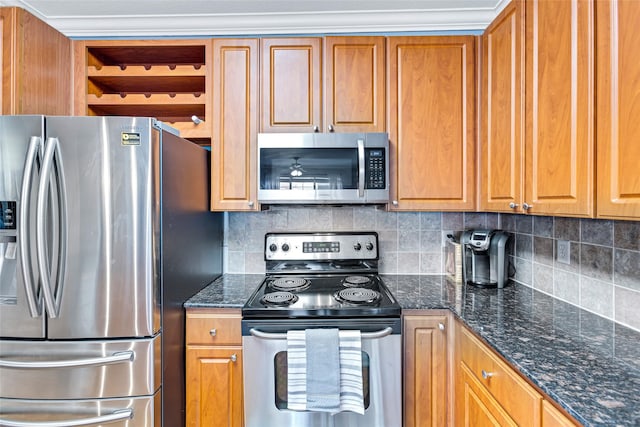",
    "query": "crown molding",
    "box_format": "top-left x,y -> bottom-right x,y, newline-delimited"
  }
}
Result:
1,0 -> 511,37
